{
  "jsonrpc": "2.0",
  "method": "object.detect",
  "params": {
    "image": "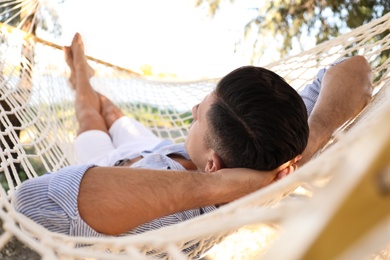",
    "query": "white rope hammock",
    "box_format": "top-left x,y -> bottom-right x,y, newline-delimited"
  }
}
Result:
0,2 -> 390,258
